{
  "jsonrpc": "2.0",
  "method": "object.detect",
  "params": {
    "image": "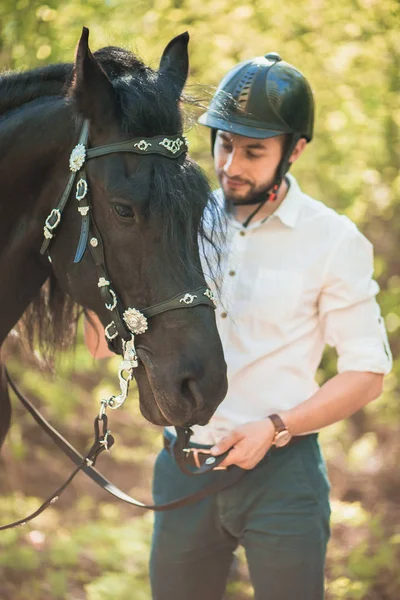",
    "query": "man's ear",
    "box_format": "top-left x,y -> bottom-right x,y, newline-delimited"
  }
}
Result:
289,137 -> 307,165
158,32 -> 189,99
72,27 -> 118,126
